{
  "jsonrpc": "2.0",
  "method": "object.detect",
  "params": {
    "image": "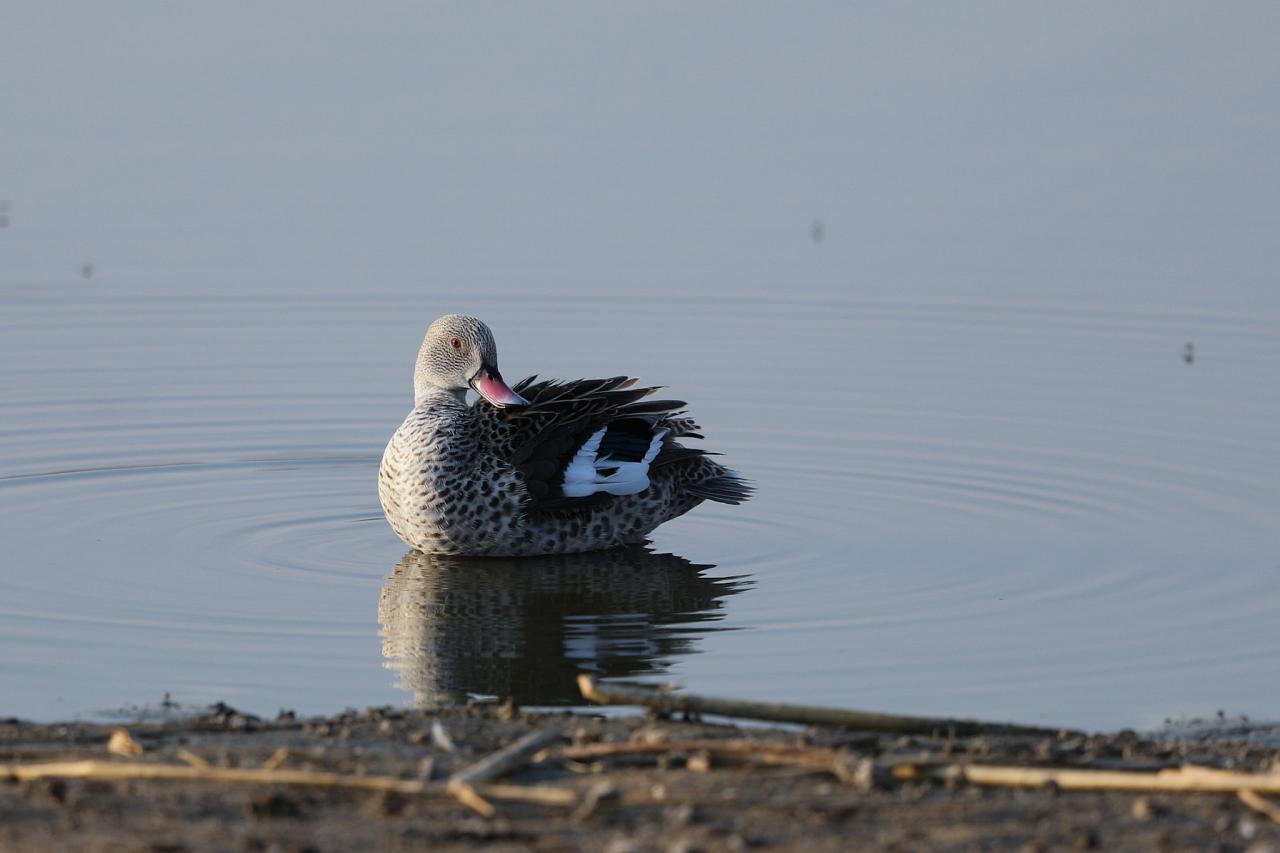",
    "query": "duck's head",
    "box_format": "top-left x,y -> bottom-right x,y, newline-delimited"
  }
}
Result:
413,314 -> 529,407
